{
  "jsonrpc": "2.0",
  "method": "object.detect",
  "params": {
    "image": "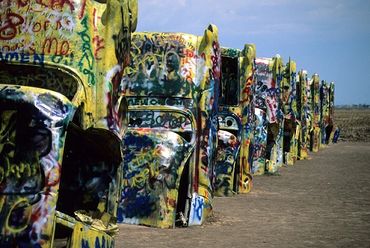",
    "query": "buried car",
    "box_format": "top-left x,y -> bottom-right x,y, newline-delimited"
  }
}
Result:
252,56 -> 284,175
281,59 -> 300,165
215,44 -> 256,196
0,0 -> 137,246
118,25 -> 221,228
